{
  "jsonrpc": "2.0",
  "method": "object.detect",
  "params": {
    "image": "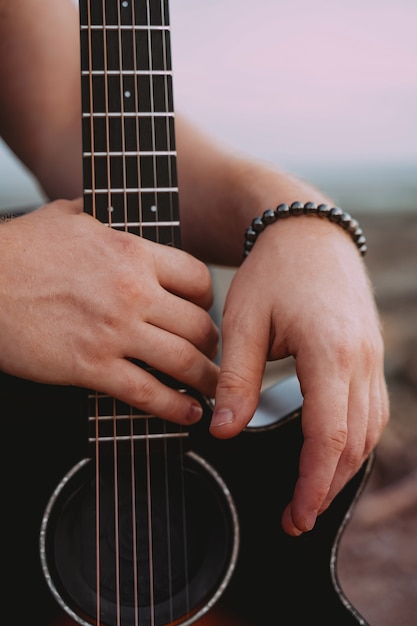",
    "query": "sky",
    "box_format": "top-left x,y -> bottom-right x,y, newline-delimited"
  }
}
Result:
1,0 -> 416,211
169,0 -> 417,171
